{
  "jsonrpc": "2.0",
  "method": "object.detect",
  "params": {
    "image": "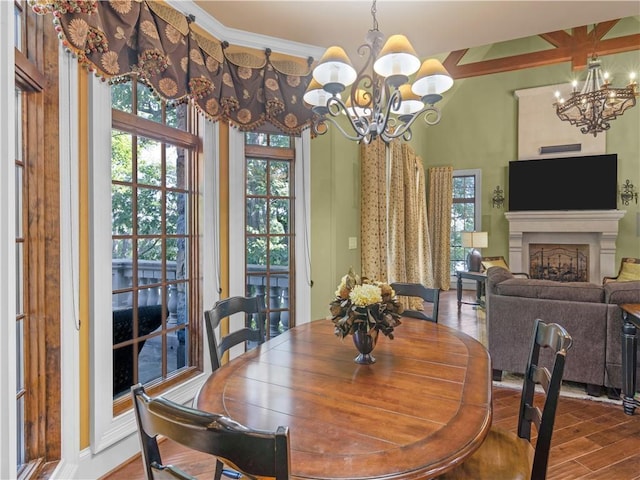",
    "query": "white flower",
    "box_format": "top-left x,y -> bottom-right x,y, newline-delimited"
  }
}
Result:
349,284 -> 382,306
